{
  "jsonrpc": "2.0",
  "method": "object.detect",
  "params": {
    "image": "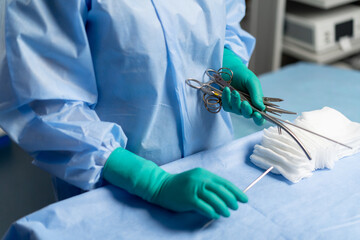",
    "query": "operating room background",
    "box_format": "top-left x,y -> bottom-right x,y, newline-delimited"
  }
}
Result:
2,0 -> 360,236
